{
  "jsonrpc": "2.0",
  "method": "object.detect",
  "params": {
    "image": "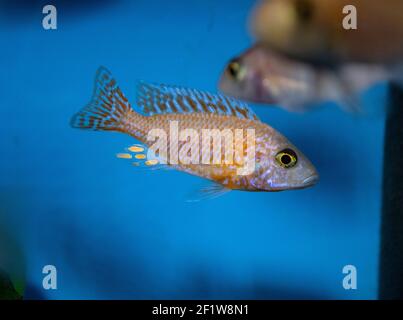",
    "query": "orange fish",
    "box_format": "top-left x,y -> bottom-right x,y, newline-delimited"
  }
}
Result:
251,0 -> 403,66
71,67 -> 318,199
